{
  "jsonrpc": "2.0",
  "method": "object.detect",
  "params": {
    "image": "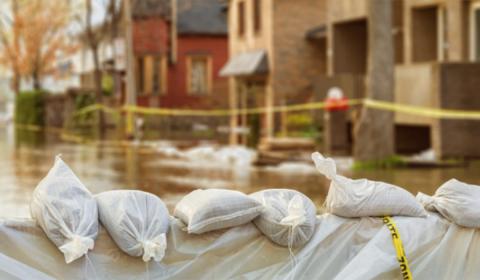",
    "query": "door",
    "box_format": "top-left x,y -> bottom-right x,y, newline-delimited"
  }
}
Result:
470,3 -> 480,61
